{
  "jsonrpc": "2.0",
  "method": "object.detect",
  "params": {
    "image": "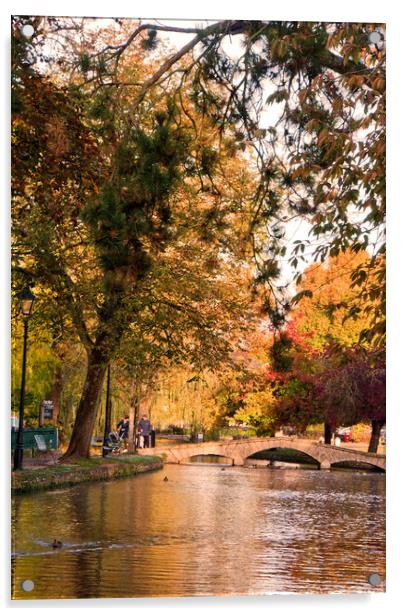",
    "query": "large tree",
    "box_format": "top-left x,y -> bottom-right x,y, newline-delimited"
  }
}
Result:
12,17 -> 262,458
315,348 -> 385,453
291,250 -> 374,348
